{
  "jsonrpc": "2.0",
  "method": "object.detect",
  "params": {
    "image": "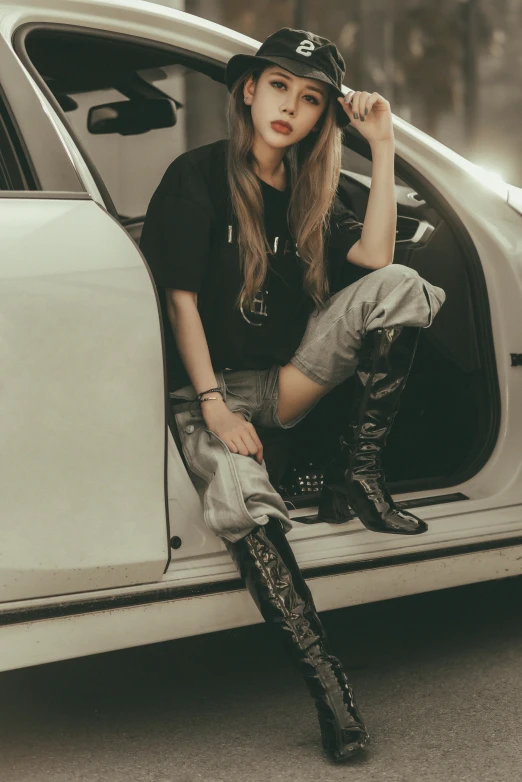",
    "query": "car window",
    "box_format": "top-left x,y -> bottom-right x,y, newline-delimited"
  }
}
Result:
24,31 -> 229,218
22,30 -> 406,211
0,93 -> 30,190
65,65 -> 228,219
0,121 -> 10,189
